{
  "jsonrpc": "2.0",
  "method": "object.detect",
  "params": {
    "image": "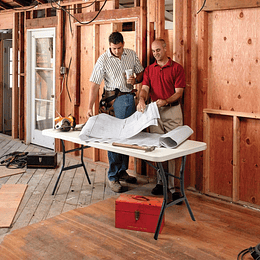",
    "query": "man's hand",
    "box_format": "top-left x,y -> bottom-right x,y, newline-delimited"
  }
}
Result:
156,99 -> 168,108
137,85 -> 149,113
137,97 -> 146,113
86,109 -> 93,120
126,75 -> 135,85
